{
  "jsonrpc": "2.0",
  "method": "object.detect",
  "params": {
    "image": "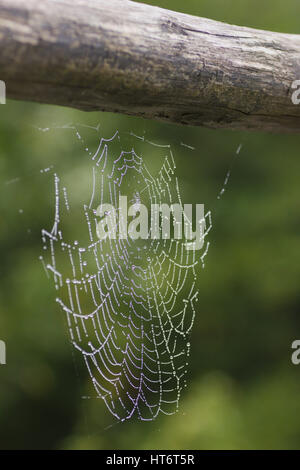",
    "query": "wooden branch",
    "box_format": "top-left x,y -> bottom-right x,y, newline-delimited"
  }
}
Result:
0,0 -> 300,133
